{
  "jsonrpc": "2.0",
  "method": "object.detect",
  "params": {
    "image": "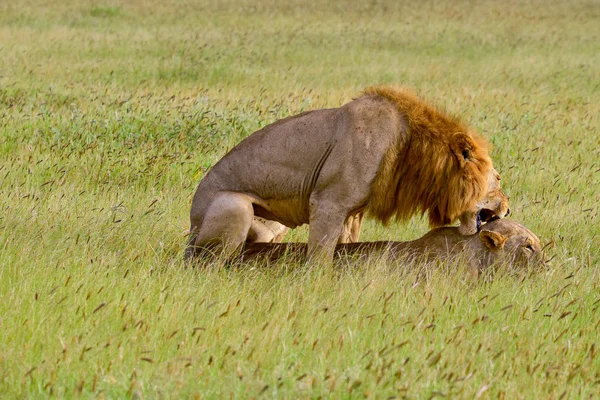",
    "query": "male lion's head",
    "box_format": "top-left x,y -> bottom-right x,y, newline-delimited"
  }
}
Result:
364,86 -> 509,233
427,131 -> 503,230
